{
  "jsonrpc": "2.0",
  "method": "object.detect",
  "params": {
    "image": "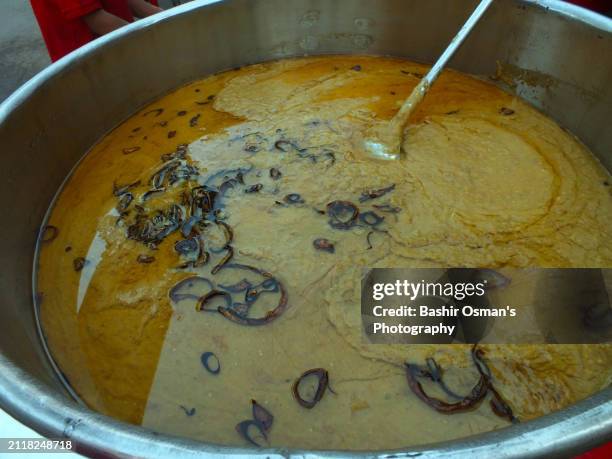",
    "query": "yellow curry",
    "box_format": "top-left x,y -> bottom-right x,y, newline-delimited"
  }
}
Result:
37,56 -> 612,450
